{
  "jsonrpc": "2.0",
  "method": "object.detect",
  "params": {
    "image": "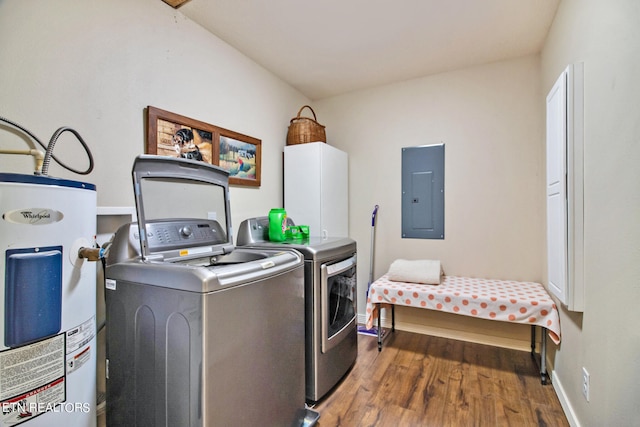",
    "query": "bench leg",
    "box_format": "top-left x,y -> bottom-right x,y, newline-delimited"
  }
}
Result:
376,304 -> 396,352
541,327 -> 548,384
530,324 -> 536,356
392,304 -> 396,332
377,304 -> 382,351
530,325 -> 549,384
